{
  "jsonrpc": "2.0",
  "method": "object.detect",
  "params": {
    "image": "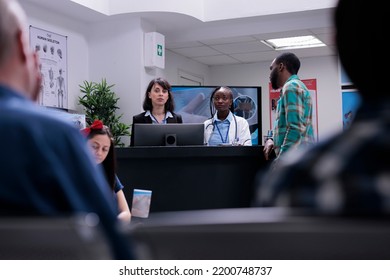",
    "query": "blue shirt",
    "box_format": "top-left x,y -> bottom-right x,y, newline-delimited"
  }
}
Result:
208,113 -> 233,146
0,84 -> 133,259
114,175 -> 124,193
